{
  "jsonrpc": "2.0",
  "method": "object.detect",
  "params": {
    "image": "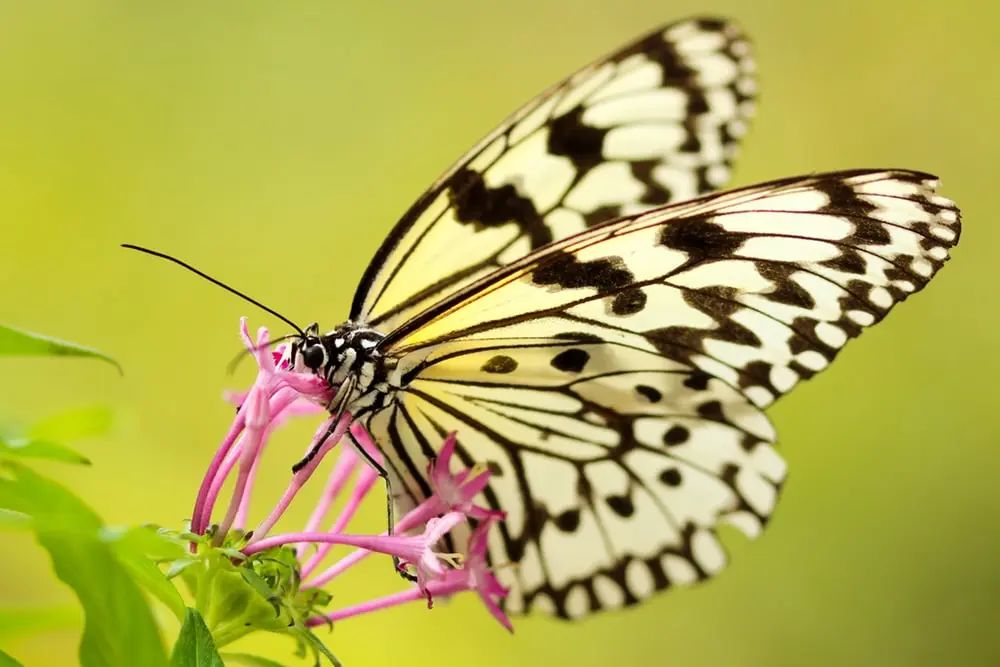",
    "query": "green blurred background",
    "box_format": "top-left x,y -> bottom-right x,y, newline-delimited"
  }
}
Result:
1,1 -> 997,665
